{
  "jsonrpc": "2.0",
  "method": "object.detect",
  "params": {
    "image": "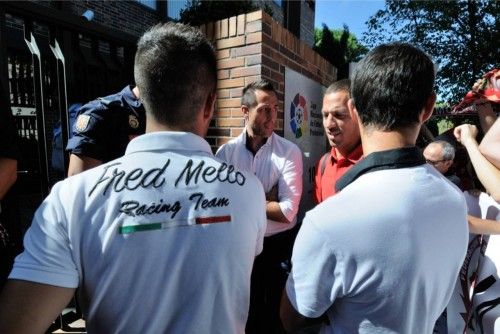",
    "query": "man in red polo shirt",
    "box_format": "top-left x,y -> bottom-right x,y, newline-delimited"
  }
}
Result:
314,79 -> 362,203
